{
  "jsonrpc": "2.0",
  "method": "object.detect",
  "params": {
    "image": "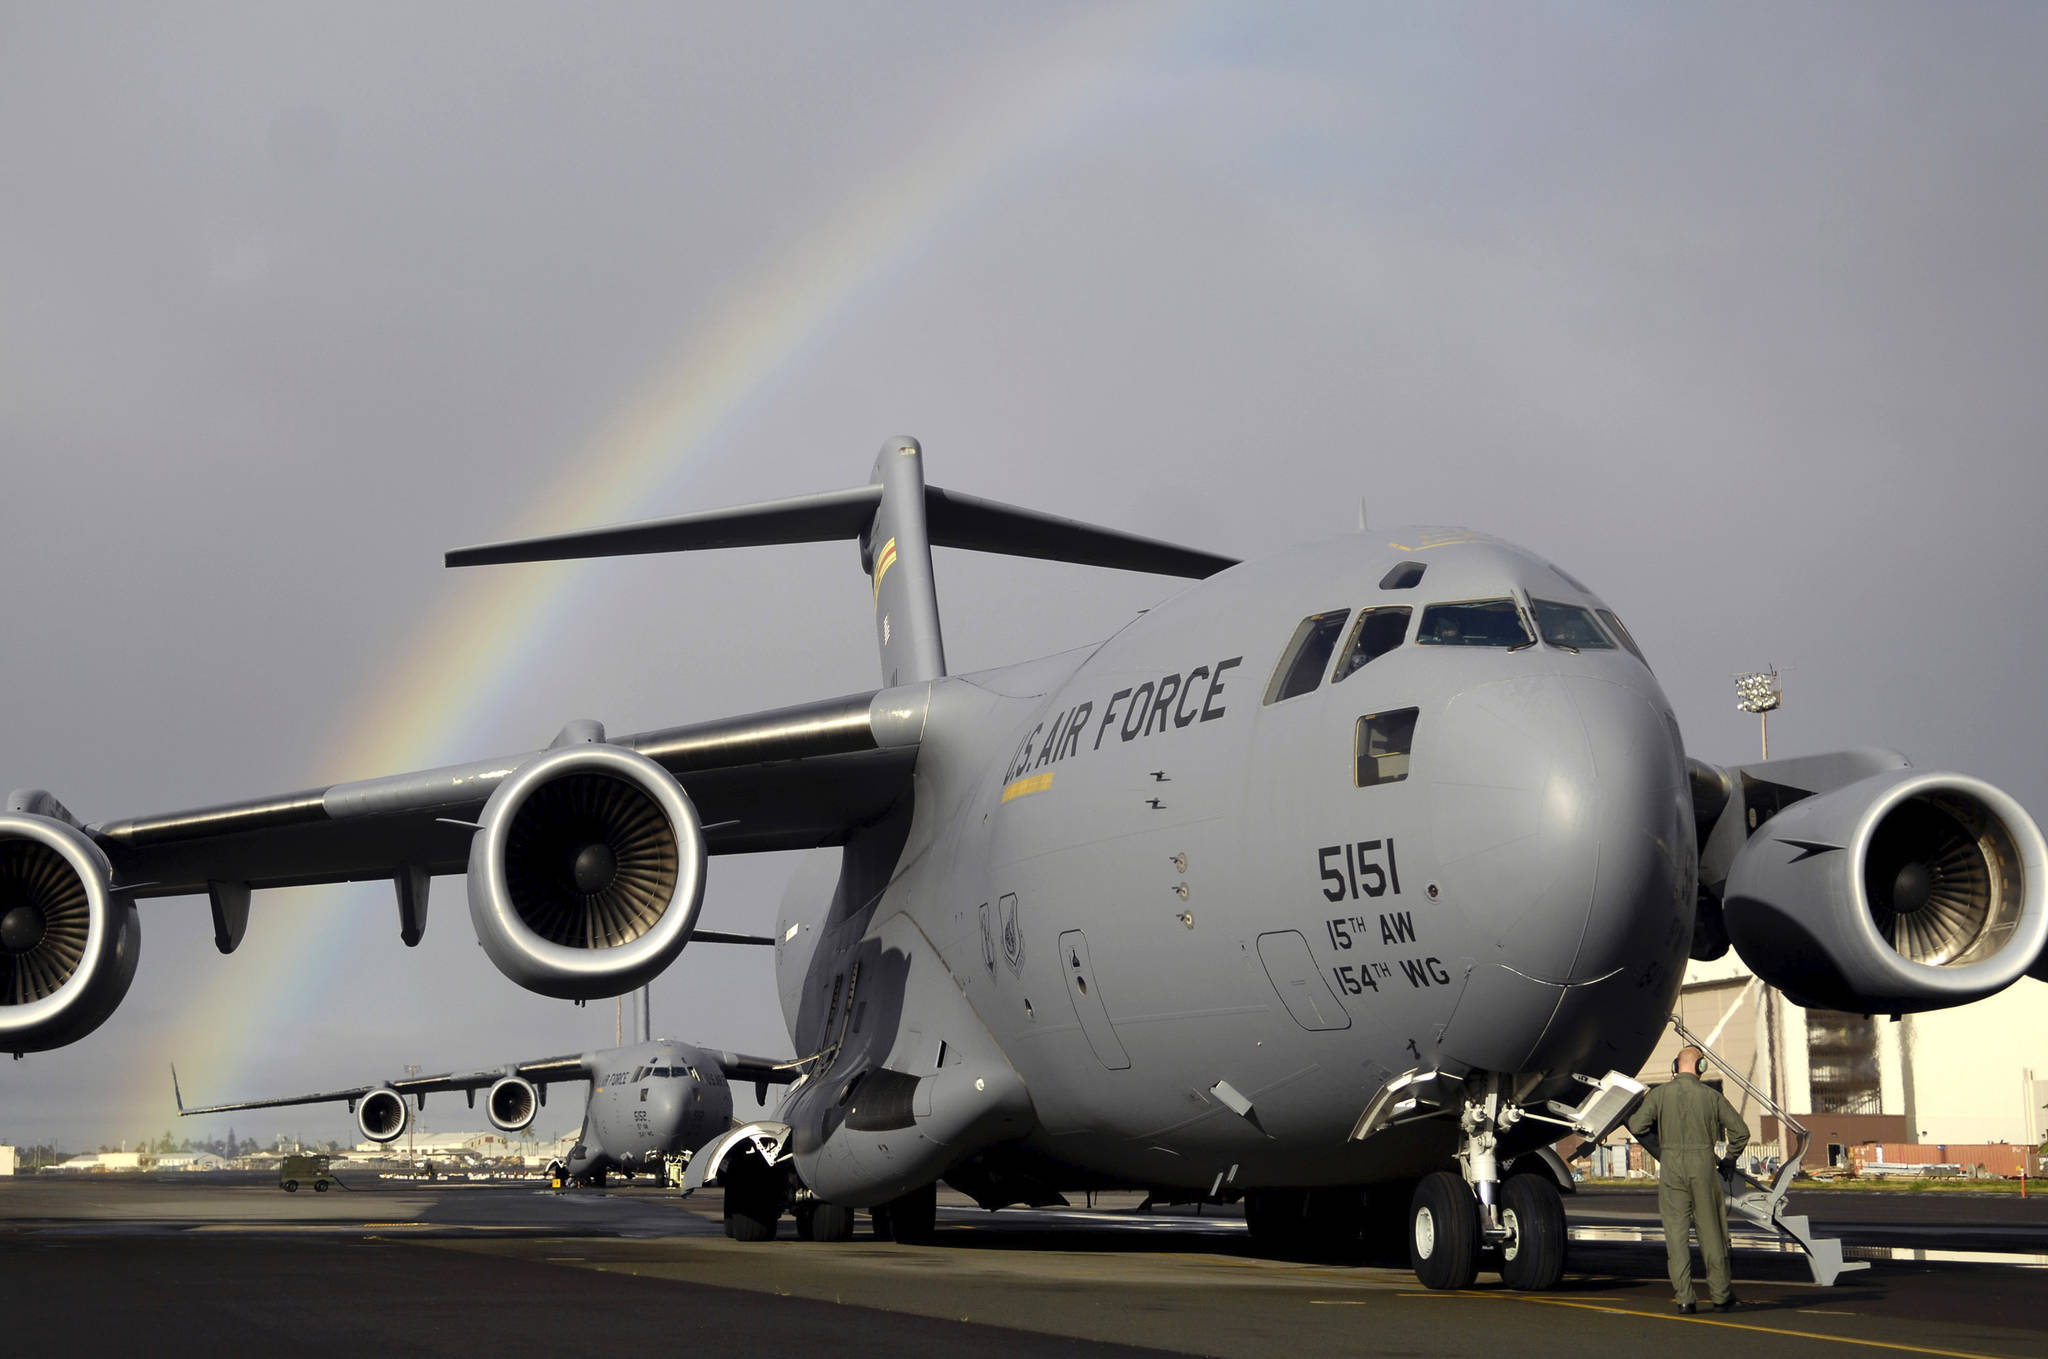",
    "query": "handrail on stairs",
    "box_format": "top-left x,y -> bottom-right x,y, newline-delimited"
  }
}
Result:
1663,1011 -> 1869,1285
1666,1011 -> 1807,1202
